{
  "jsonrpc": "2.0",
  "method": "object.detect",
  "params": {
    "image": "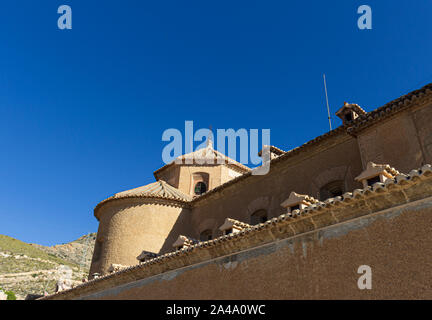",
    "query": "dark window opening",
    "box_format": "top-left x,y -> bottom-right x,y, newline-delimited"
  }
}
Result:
367,176 -> 381,186
290,205 -> 300,211
200,229 -> 213,241
250,209 -> 268,225
344,113 -> 353,122
225,228 -> 233,235
333,190 -> 343,197
194,182 -> 207,195
320,180 -> 345,201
